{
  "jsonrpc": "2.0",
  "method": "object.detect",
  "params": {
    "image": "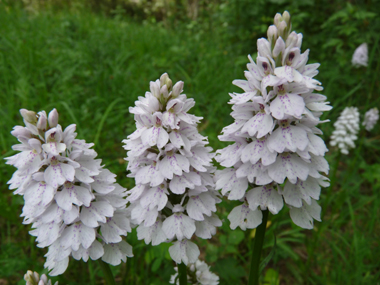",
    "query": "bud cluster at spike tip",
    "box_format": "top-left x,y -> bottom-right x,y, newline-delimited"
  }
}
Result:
123,73 -> 222,265
215,11 -> 332,230
170,259 -> 219,285
363,107 -> 379,131
6,109 -> 133,276
330,107 -> 360,154
24,270 -> 58,285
